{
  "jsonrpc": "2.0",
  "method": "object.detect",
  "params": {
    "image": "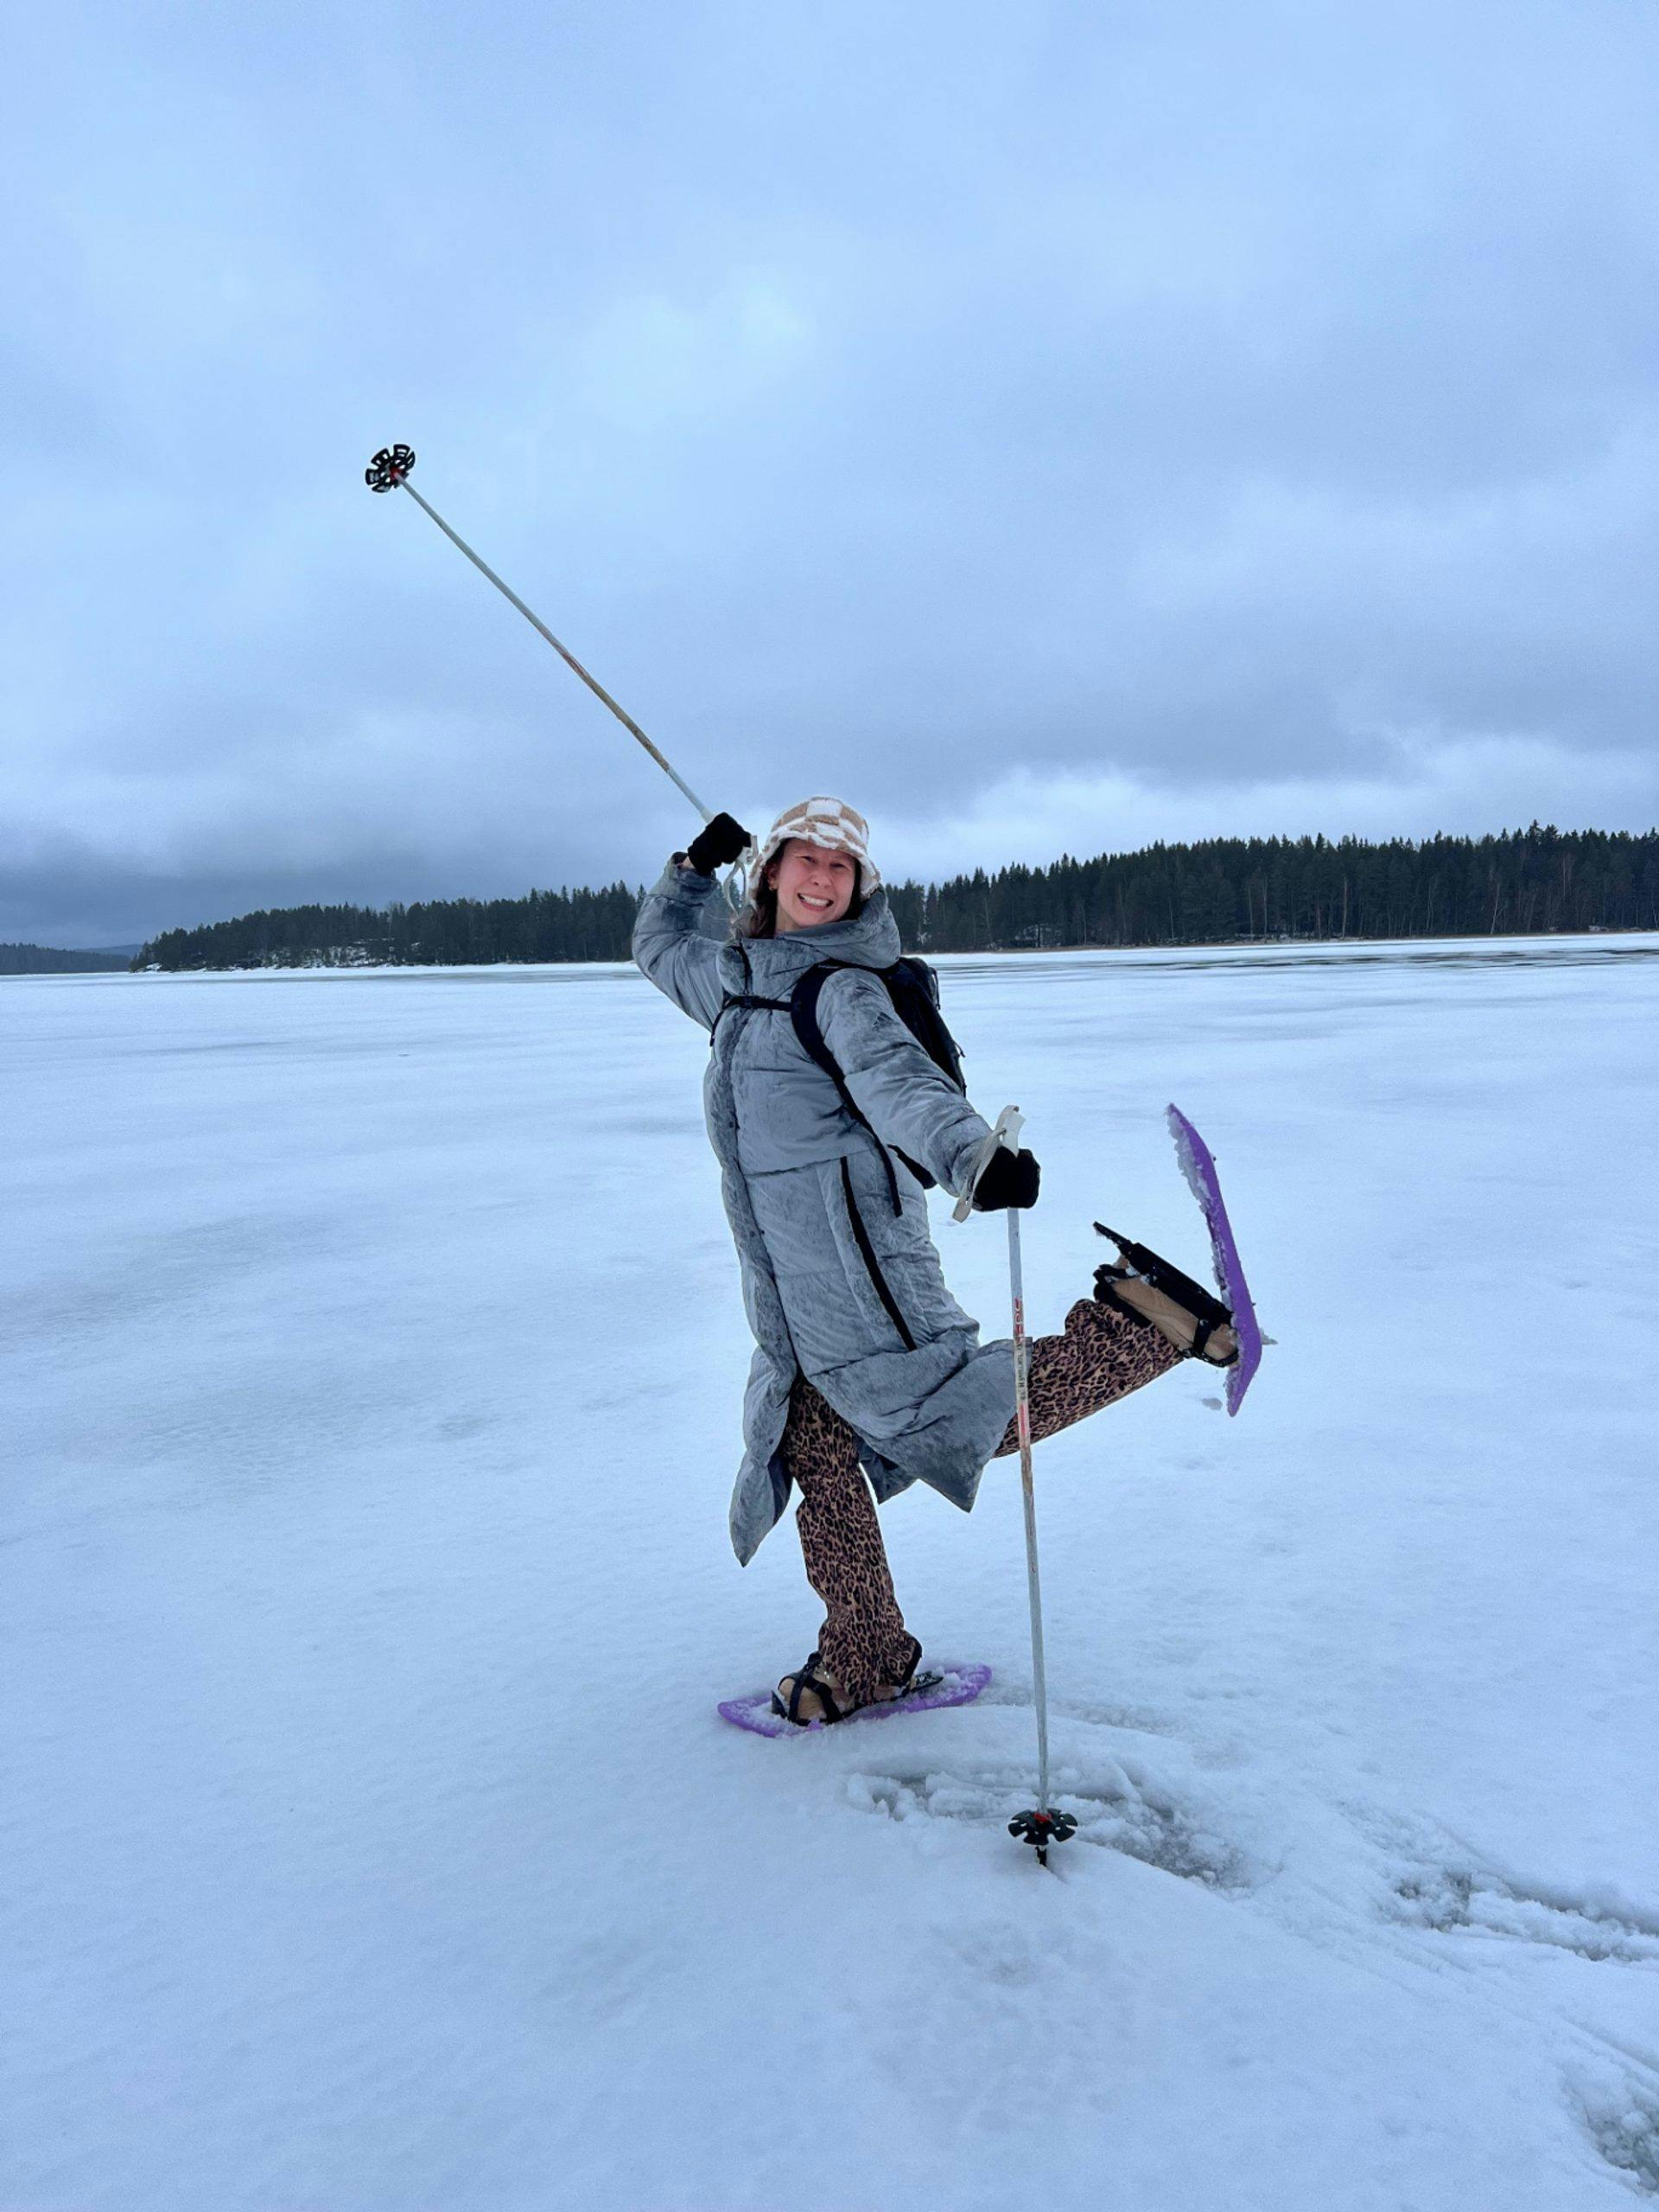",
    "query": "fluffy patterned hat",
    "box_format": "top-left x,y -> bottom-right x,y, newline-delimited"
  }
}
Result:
753,796 -> 881,893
